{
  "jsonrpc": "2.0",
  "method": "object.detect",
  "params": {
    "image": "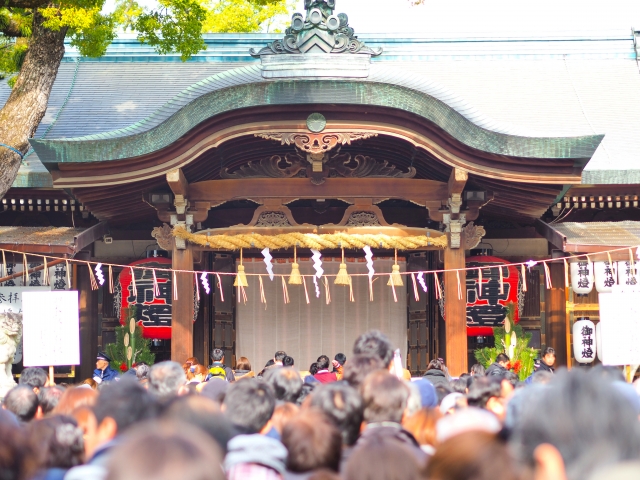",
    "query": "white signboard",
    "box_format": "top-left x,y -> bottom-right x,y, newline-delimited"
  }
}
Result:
22,291 -> 80,367
598,291 -> 640,365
